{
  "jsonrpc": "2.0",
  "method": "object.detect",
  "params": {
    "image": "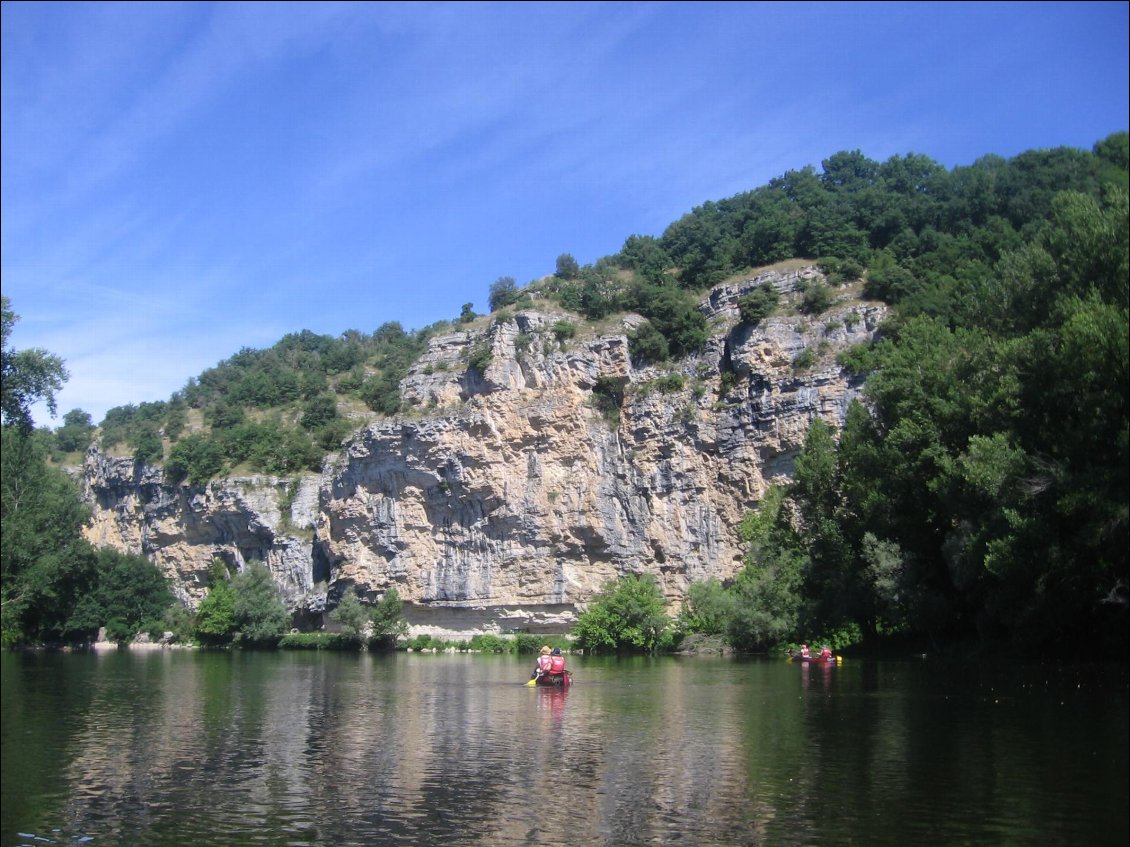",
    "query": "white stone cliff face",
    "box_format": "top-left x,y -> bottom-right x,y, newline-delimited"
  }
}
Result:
80,269 -> 886,636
